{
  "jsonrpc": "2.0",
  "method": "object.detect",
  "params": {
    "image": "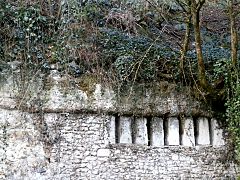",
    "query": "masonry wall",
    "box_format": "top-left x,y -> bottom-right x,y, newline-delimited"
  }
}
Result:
0,72 -> 239,179
0,109 -> 238,180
